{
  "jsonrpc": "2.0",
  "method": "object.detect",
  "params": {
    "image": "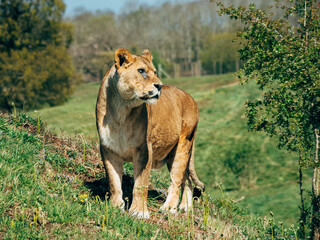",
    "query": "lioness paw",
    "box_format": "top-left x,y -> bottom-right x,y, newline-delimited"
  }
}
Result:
159,204 -> 177,214
129,203 -> 150,219
110,197 -> 125,211
129,209 -> 150,219
178,203 -> 192,213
